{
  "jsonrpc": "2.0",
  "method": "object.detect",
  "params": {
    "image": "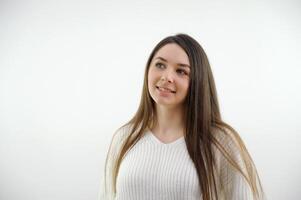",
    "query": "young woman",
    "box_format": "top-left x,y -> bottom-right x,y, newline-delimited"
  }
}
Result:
100,33 -> 265,200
